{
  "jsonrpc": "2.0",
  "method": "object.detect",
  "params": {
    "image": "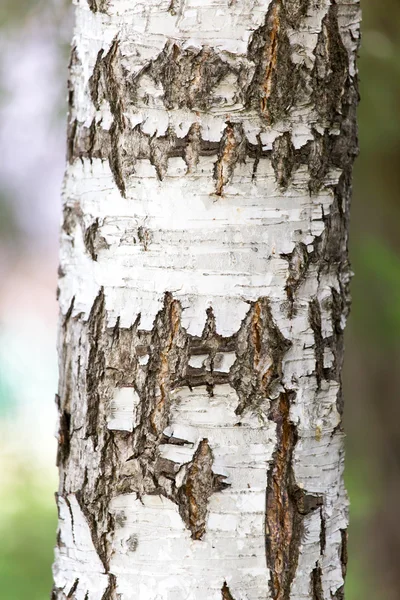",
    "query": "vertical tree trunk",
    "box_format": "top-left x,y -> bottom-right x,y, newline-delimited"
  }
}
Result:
53,1 -> 360,599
